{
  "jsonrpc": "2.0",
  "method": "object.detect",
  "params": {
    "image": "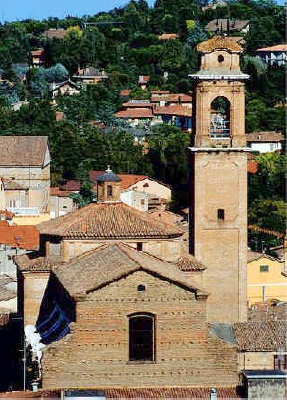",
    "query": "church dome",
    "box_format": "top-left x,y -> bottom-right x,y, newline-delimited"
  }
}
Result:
97,167 -> 121,182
